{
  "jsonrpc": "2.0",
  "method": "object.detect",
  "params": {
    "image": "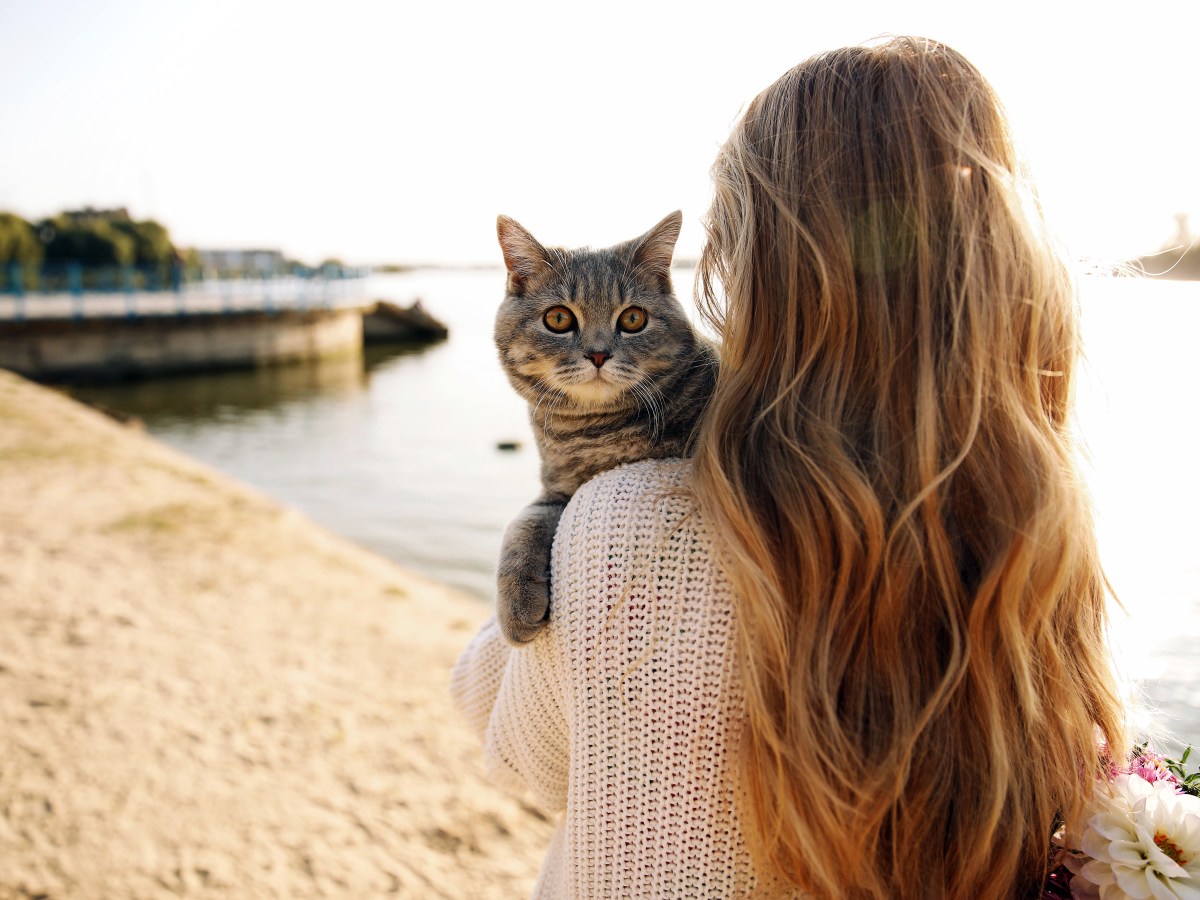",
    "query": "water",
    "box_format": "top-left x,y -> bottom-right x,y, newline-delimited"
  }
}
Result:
1073,276 -> 1200,753
71,270 -> 1200,752
74,271 -> 542,601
